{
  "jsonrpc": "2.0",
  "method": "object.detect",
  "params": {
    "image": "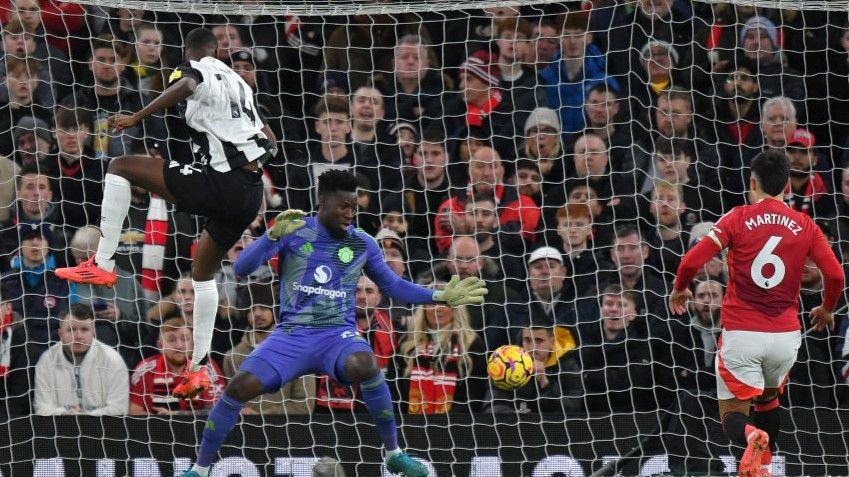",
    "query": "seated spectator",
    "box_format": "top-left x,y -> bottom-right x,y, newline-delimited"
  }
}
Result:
223,283 -> 314,415
736,16 -> 804,105
46,107 -> 104,228
74,33 -> 166,160
670,279 -> 722,393
463,191 -> 524,273
554,203 -> 614,295
511,159 -> 543,207
129,317 -> 225,415
68,226 -> 148,368
582,83 -> 633,172
712,66 -> 761,148
33,304 -> 129,415
390,296 -> 487,415
0,166 -> 69,266
0,56 -> 53,158
0,16 -> 72,100
626,40 -> 684,113
785,128 -> 834,219
146,274 -> 243,365
11,115 -> 52,169
211,23 -> 247,64
521,107 -> 566,195
0,289 -> 26,417
0,153 -> 17,225
316,275 -> 395,414
0,223 -> 69,357
527,16 -> 559,70
377,34 -> 447,124
441,50 -> 530,161
433,146 -> 540,256
484,313 -> 582,414
375,228 -> 409,280
126,22 -> 168,95
488,246 -> 578,350
494,17 -> 543,114
539,10 -> 617,135
645,182 -> 690,280
387,121 -> 418,180
216,232 -> 273,313
349,86 -> 401,191
107,8 -> 145,43
578,284 -> 654,413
